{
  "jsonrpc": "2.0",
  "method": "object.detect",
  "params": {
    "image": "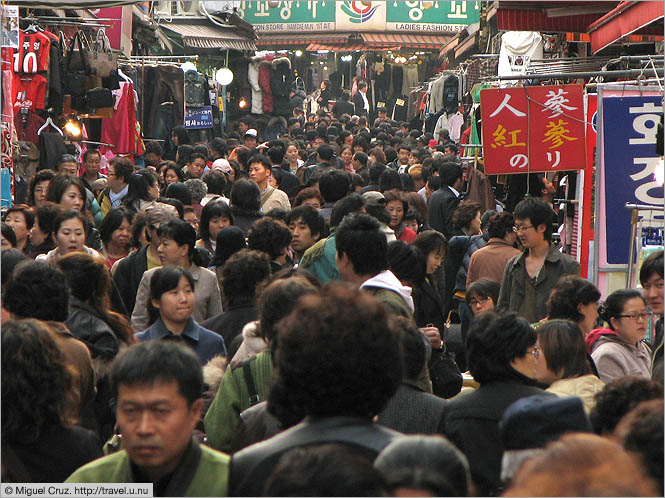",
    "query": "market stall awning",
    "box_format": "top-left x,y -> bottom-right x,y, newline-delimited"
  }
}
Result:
497,2 -> 614,33
361,33 -> 452,50
306,42 -> 401,52
256,33 -> 350,46
587,1 -> 664,53
162,23 -> 256,51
